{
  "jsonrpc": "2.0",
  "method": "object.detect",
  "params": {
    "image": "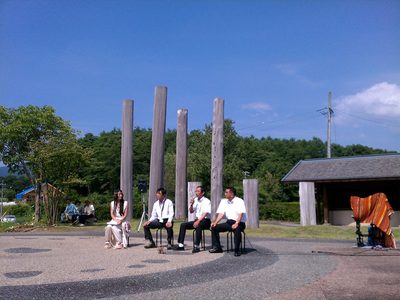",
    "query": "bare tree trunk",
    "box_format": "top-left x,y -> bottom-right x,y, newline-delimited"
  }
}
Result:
35,182 -> 41,223
21,162 -> 40,223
